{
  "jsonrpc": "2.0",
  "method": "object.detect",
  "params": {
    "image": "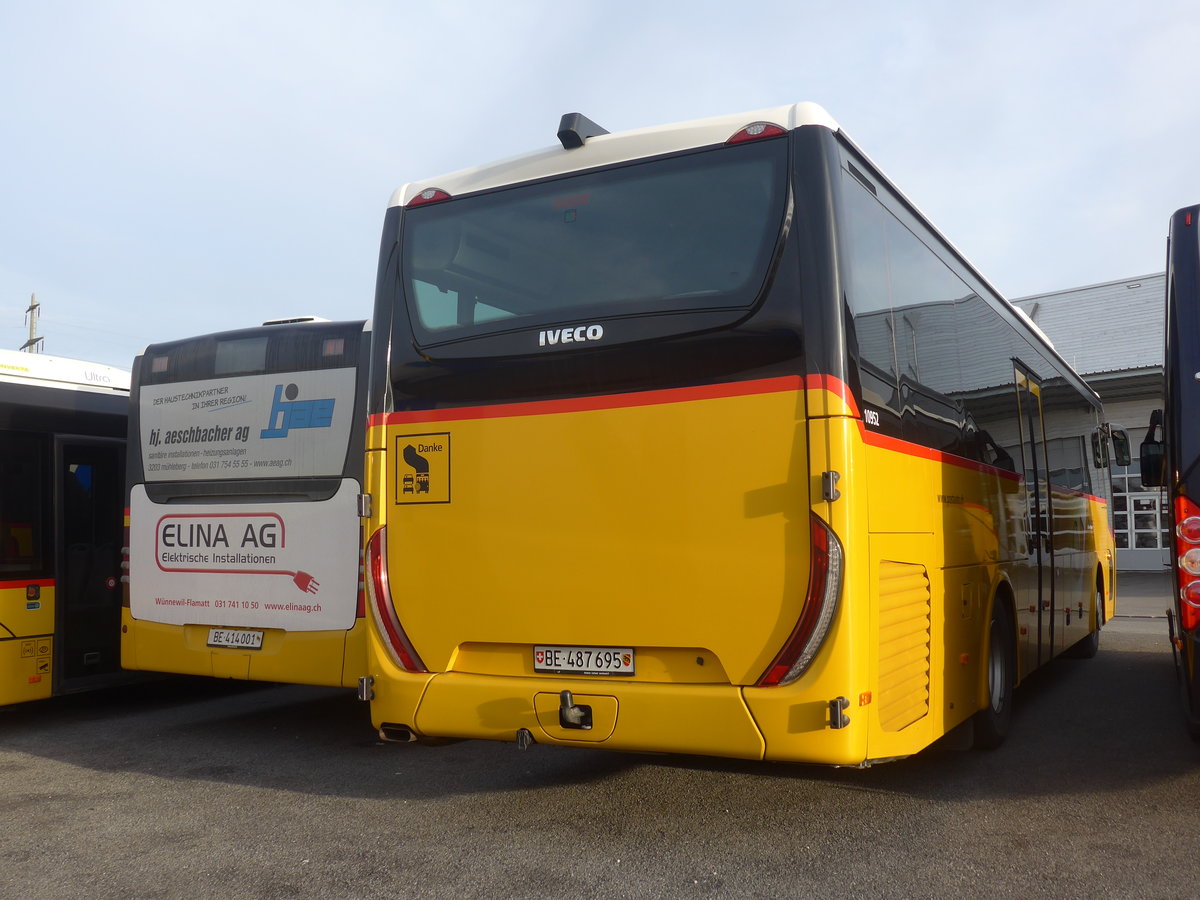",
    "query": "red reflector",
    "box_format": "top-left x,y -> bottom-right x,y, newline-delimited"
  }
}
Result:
1181,516 -> 1200,543
1183,581 -> 1200,606
1182,594 -> 1200,631
727,122 -> 787,144
1187,212 -> 1194,226
407,188 -> 451,208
